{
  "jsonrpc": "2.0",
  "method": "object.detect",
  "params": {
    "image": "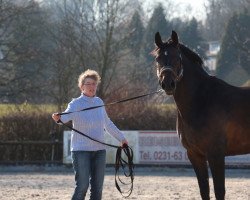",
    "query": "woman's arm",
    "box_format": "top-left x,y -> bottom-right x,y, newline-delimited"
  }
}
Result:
103,108 -> 128,146
51,100 -> 76,124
